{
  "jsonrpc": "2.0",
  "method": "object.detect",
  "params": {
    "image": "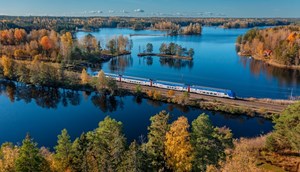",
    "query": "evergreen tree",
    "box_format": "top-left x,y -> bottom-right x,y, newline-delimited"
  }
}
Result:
87,117 -> 126,171
144,110 -> 170,171
15,134 -> 44,172
191,114 -> 233,171
54,129 -> 72,171
267,102 -> 300,152
119,141 -> 144,172
71,133 -> 89,172
165,116 -> 193,172
146,43 -> 153,53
